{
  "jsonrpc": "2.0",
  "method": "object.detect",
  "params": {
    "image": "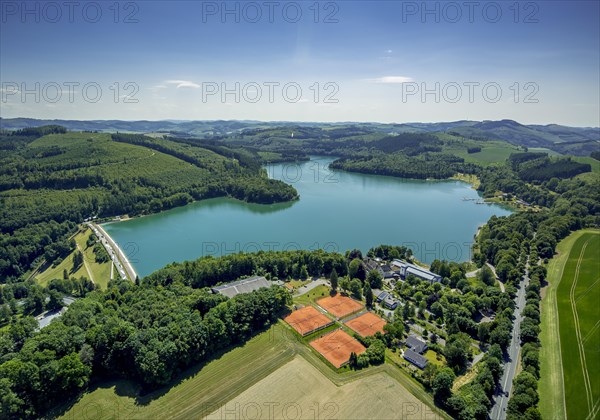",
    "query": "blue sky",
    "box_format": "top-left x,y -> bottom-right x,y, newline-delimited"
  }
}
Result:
1,0 -> 598,126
